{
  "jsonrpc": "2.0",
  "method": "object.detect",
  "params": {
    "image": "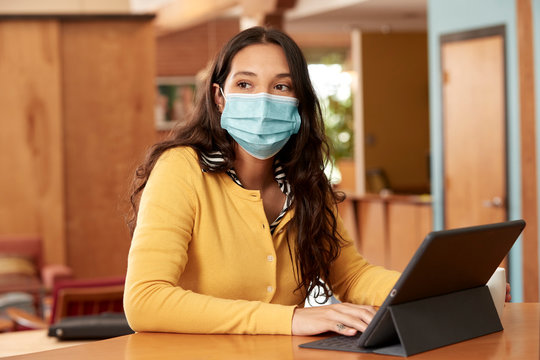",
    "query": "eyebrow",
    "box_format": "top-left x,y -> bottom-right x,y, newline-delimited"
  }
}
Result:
275,73 -> 292,79
231,71 -> 292,78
